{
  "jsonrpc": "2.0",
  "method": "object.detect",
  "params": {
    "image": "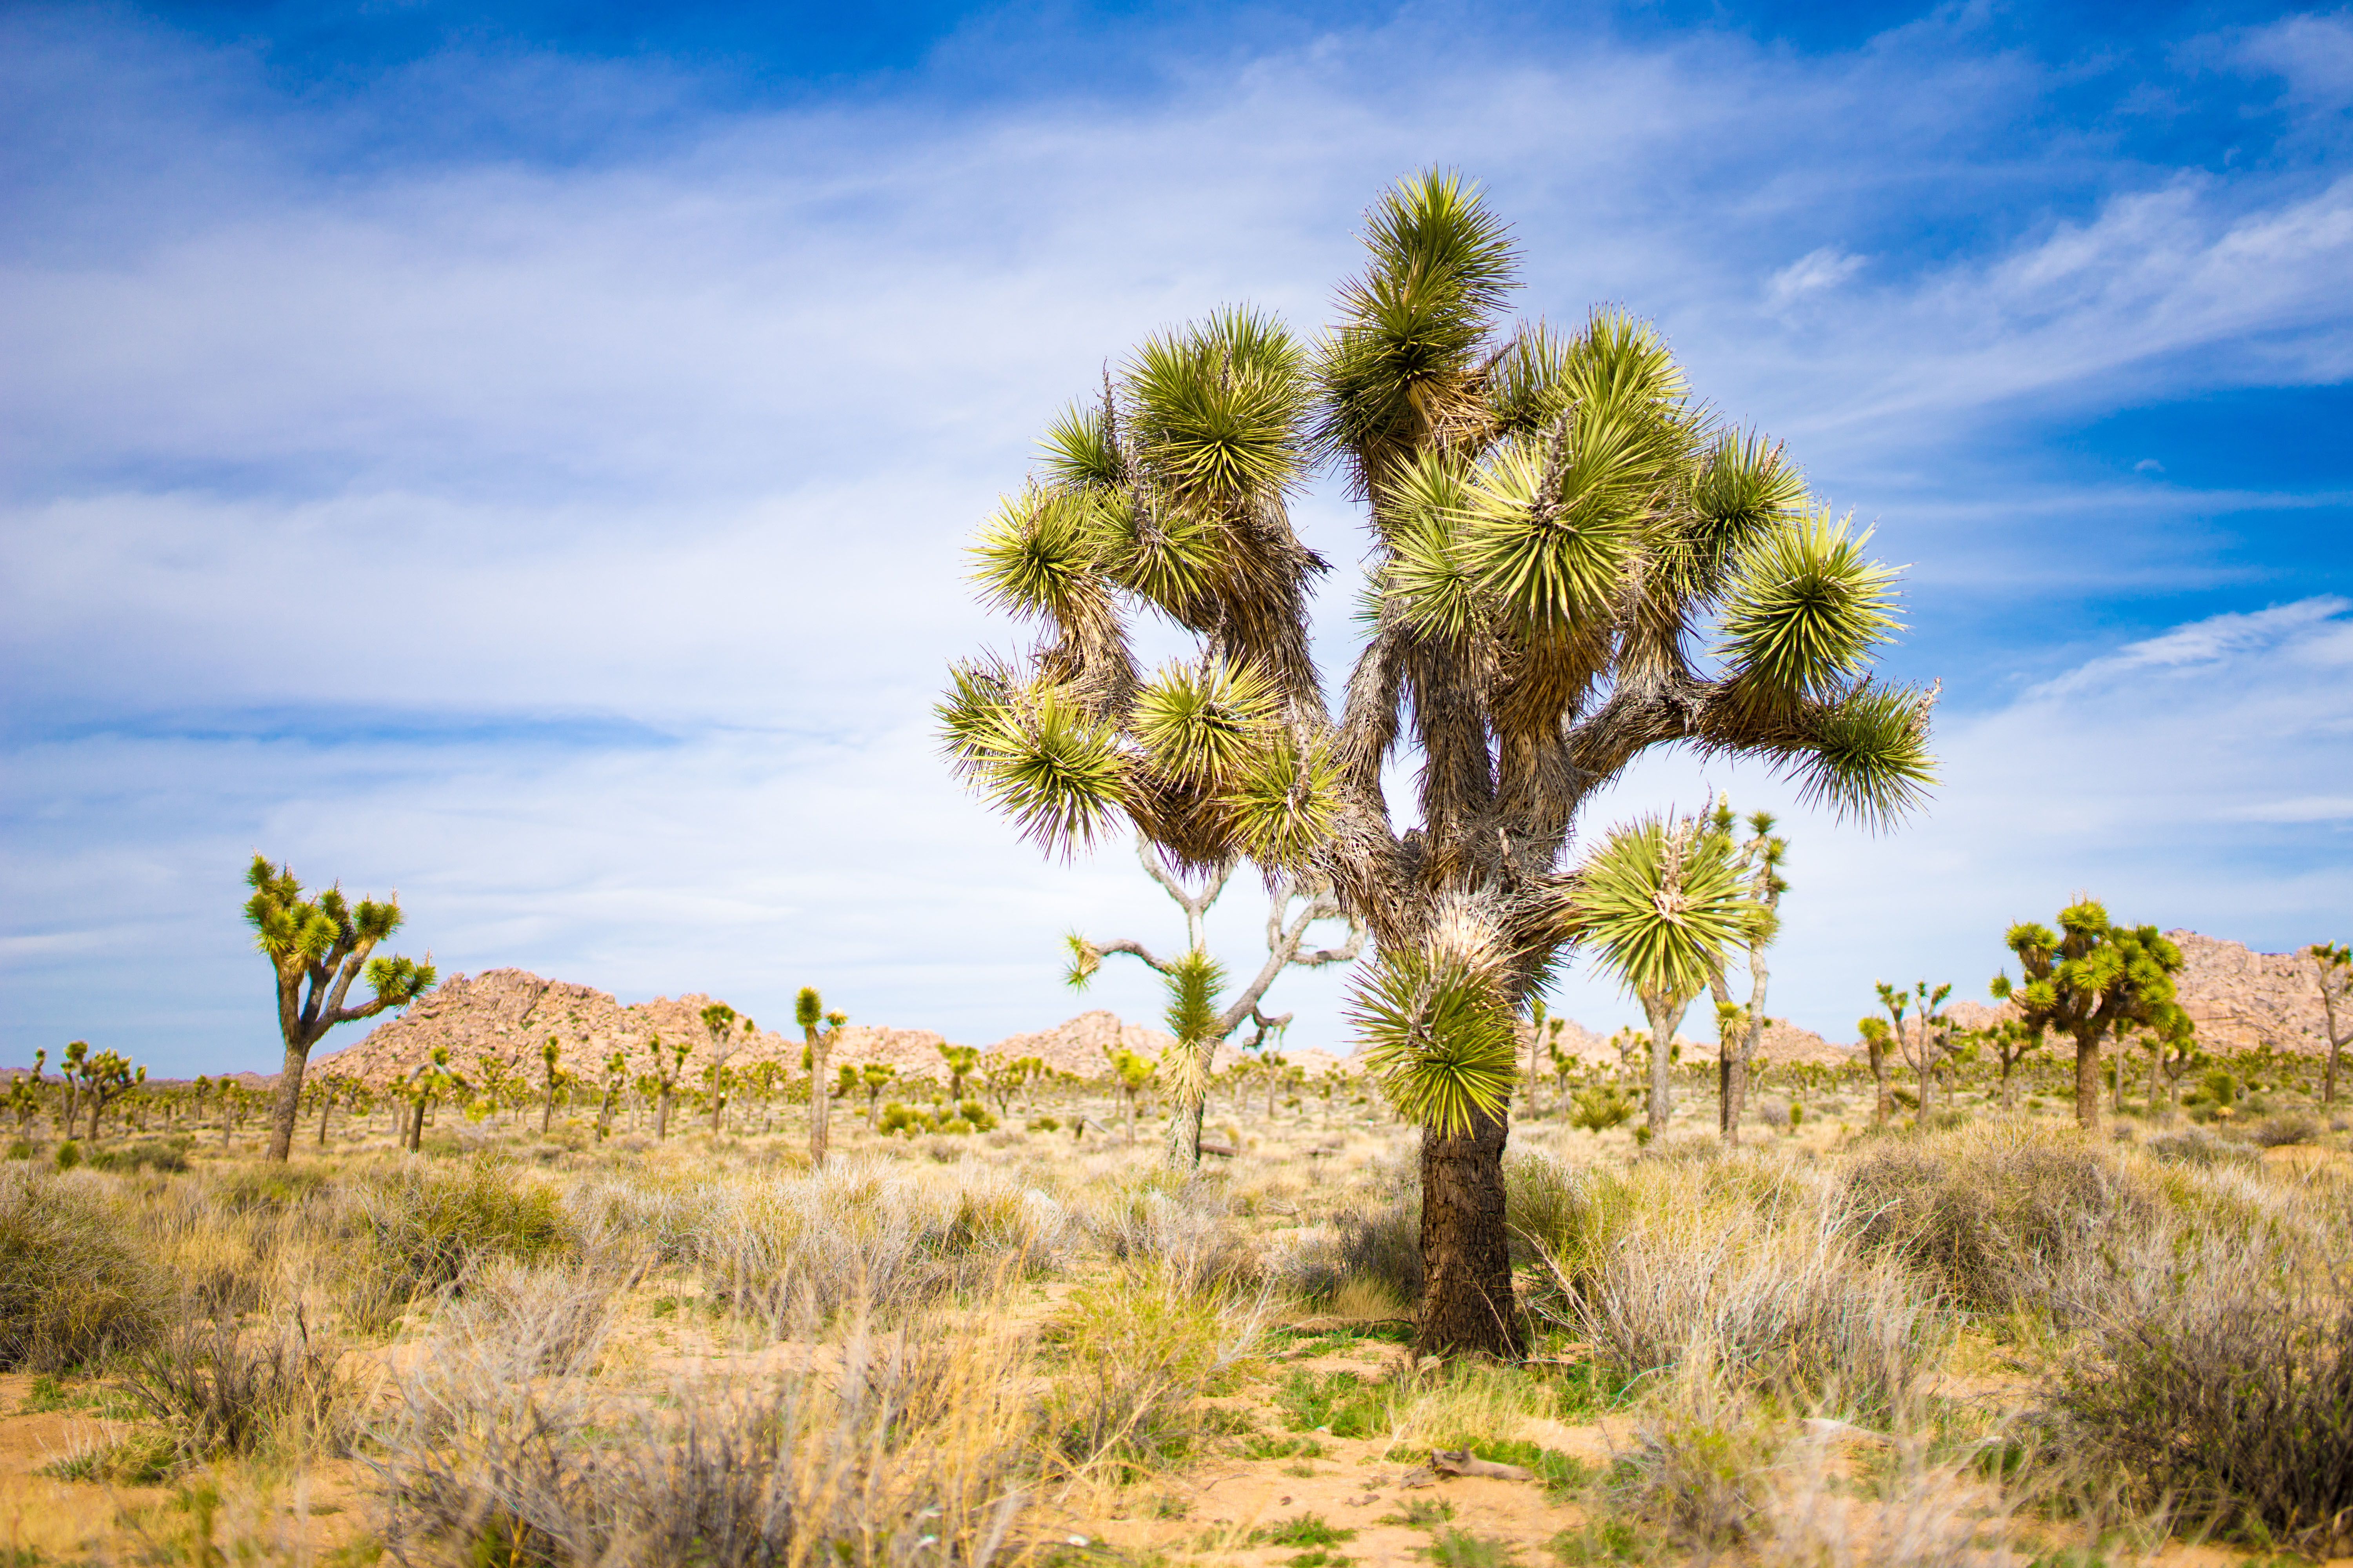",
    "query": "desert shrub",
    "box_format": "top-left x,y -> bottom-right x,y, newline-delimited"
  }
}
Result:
1755,1099 -> 1792,1134
1543,1161 -> 1935,1419
2248,1112 -> 2319,1148
380,1299 -> 1038,1568
85,1138 -> 190,1174
1318,1189 -> 1422,1306
1083,1178 -> 1257,1292
0,1170 -> 163,1370
2050,1246 -> 2353,1553
1042,1265 -> 1266,1477
1504,1152 -> 1581,1265
54,1140 -> 81,1170
1843,1123 -> 2160,1319
693,1161 -> 1067,1329
350,1158 -> 574,1308
120,1310 -> 355,1458
2143,1128 -> 2258,1169
431,1259 -> 635,1378
1758,1432 -> 2023,1568
1569,1083 -> 1637,1133
1611,1415 -> 1774,1553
